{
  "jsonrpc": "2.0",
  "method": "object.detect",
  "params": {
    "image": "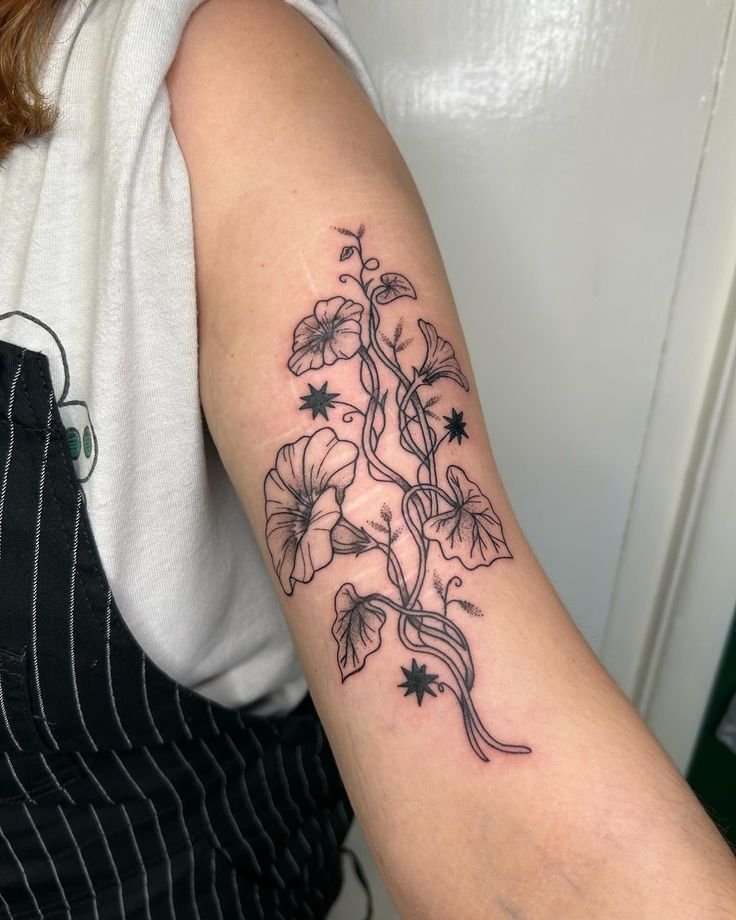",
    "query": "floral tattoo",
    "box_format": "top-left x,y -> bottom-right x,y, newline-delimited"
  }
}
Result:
263,226 -> 531,762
